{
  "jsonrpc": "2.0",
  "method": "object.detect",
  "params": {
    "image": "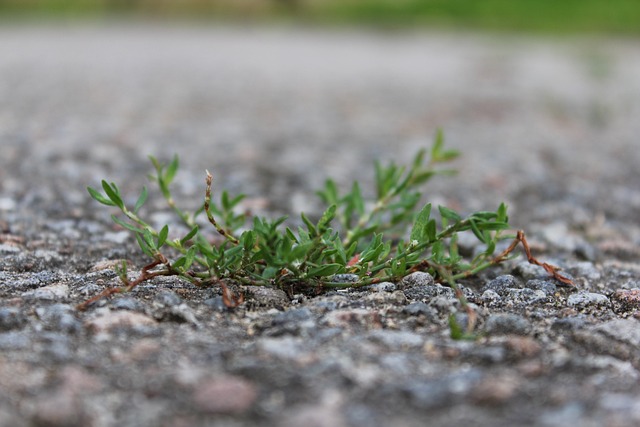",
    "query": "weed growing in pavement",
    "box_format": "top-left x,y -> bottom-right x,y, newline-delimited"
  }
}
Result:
81,131 -> 574,334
